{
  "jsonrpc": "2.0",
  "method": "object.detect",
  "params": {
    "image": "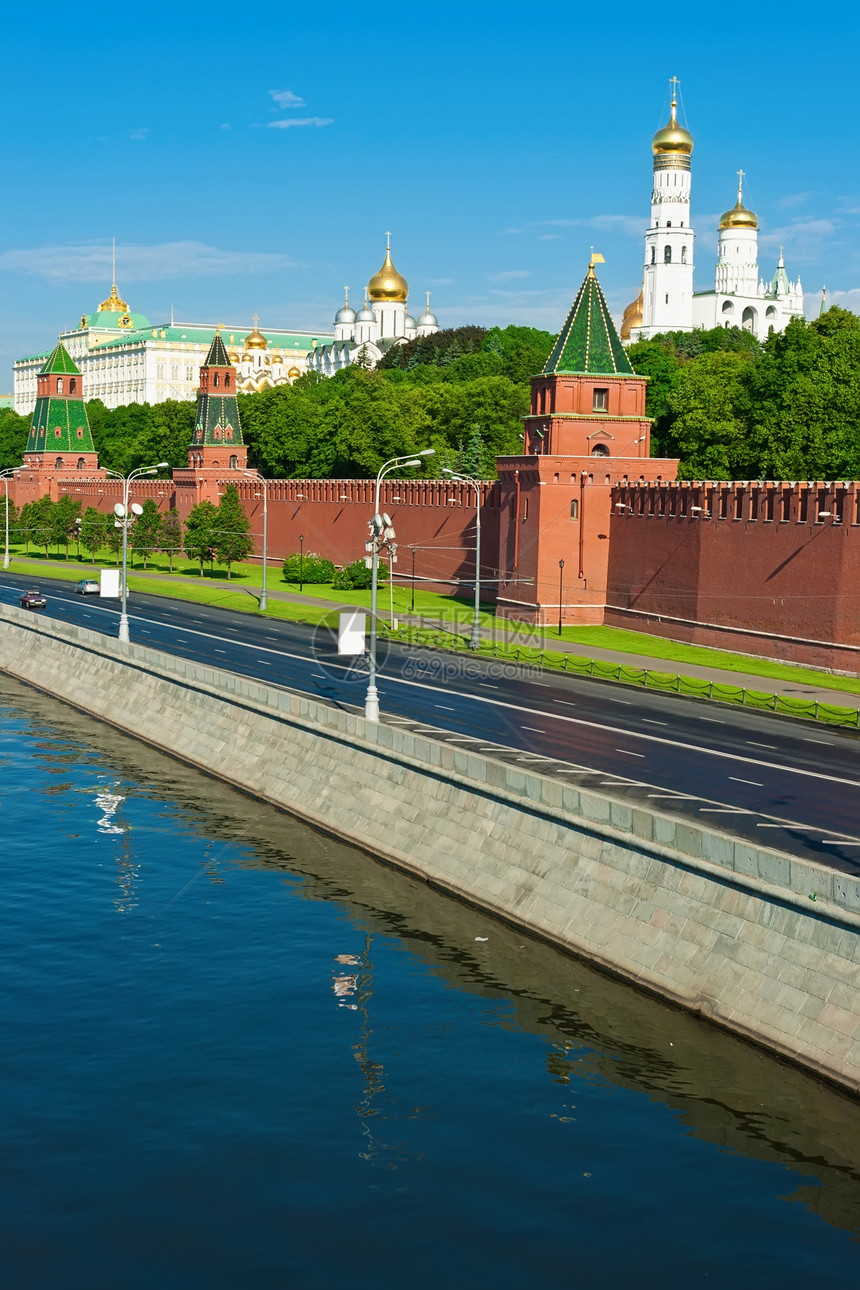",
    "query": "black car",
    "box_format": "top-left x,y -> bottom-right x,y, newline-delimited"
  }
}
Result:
19,589 -> 47,609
